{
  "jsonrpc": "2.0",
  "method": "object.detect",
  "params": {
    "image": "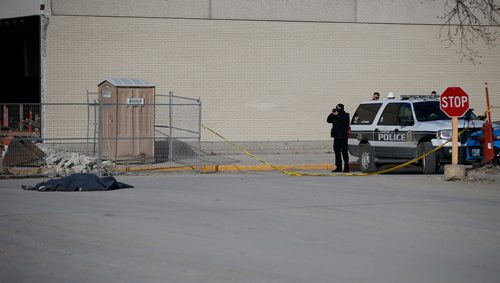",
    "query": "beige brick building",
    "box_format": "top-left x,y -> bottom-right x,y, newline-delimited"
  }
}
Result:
1,0 -> 499,153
